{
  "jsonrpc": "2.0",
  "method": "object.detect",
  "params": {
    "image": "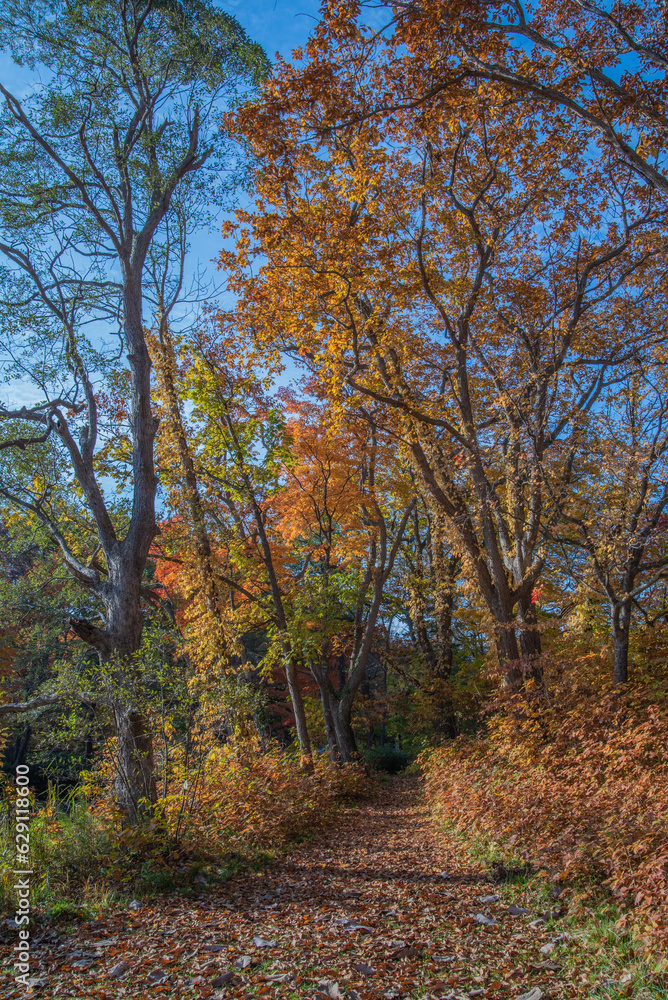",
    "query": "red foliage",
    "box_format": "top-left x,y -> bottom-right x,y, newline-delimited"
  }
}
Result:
421,657 -> 668,956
